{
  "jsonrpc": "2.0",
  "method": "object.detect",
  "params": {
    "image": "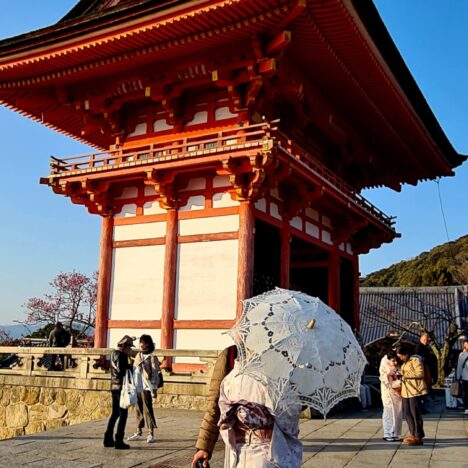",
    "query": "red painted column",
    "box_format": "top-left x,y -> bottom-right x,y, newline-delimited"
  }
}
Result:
280,221 -> 291,288
352,255 -> 360,330
95,215 -> 113,348
327,247 -> 341,313
237,201 -> 255,318
161,208 -> 178,367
